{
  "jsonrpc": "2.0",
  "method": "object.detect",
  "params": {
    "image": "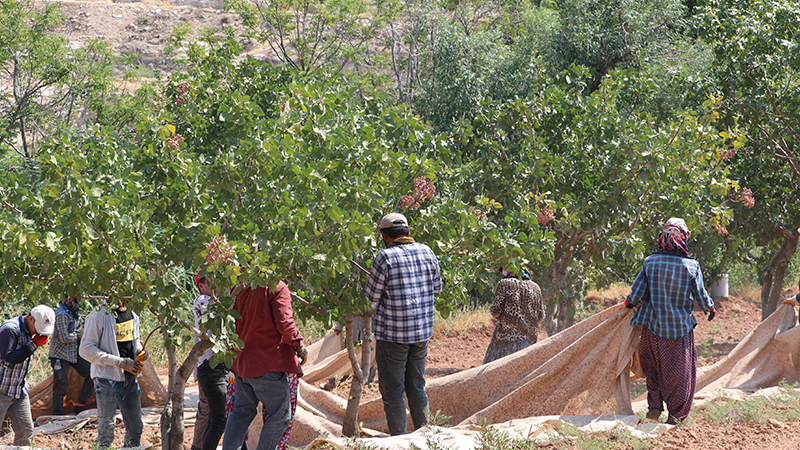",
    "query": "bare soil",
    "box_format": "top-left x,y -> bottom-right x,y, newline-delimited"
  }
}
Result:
45,0 -> 266,74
